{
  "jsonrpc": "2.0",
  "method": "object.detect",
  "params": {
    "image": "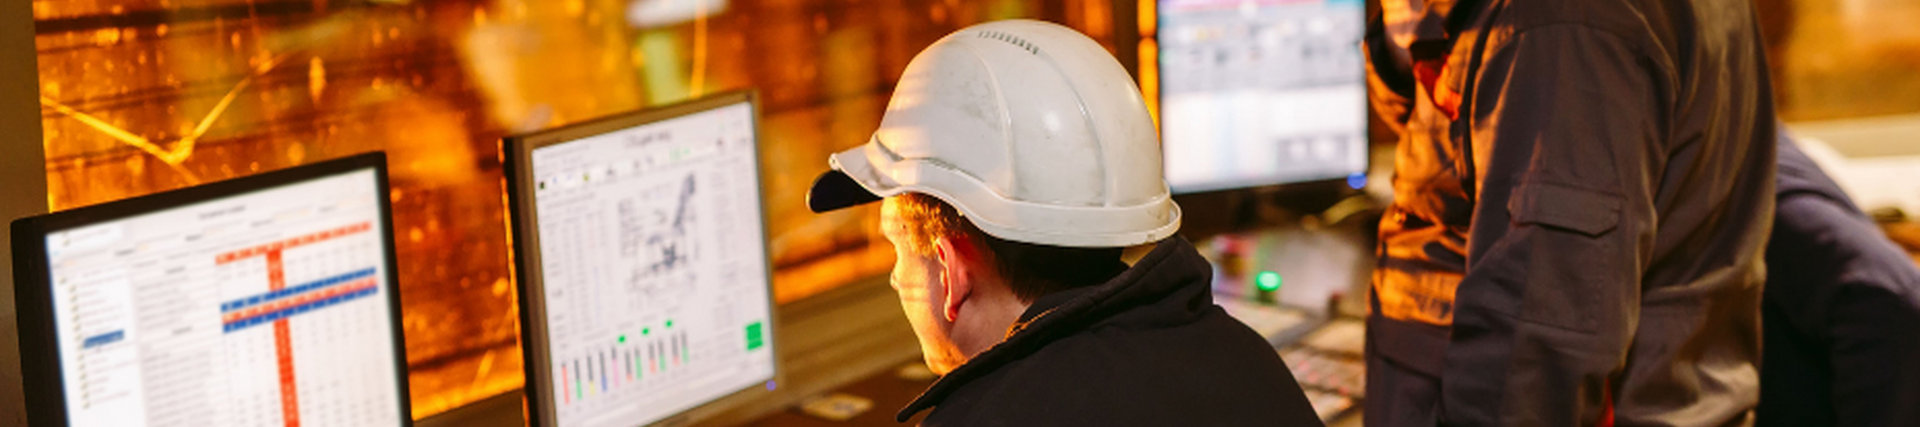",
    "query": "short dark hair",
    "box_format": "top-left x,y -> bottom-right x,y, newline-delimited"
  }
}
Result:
892,193 -> 1127,301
